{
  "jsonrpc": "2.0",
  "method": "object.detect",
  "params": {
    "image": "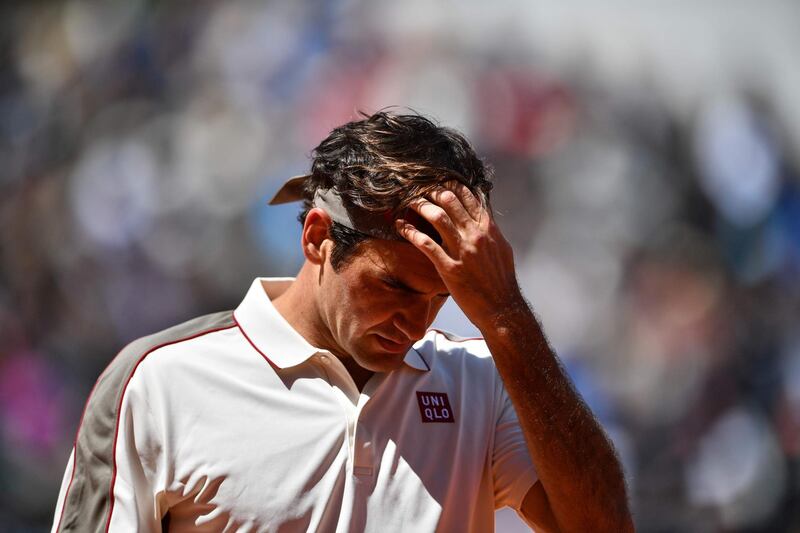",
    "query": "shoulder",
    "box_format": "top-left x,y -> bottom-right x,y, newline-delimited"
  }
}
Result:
413,328 -> 497,375
418,328 -> 491,357
87,311 -> 236,418
105,311 -> 235,383
68,311 -> 236,482
60,312 -> 237,531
